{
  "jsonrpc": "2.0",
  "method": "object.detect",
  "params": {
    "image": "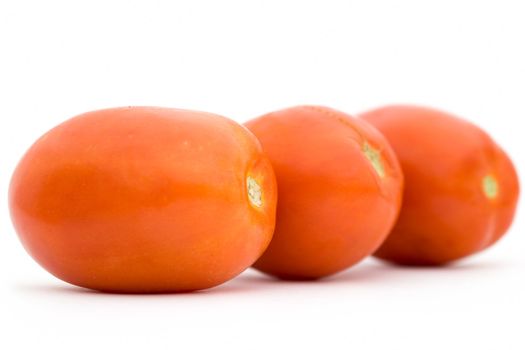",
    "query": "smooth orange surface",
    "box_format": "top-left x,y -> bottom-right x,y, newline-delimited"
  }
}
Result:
245,106 -> 403,279
9,107 -> 277,292
361,105 -> 520,265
